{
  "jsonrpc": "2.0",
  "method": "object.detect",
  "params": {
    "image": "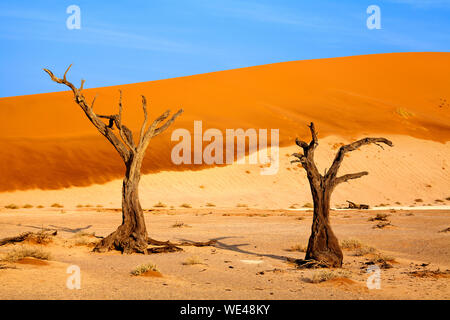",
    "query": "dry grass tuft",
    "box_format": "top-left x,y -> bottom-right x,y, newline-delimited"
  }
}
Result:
236,203 -> 248,208
302,203 -> 313,208
368,213 -> 390,221
180,203 -> 192,208
205,202 -> 216,207
353,245 -> 376,256
2,246 -> 51,262
153,202 -> 167,208
51,203 -> 64,208
131,263 -> 158,276
23,204 -> 34,209
310,269 -> 351,283
4,204 -> 19,209
340,239 -> 363,250
171,221 -> 190,228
